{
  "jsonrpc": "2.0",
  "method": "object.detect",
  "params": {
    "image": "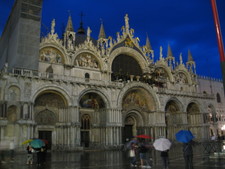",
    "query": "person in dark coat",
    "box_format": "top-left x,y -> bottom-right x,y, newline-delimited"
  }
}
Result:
161,150 -> 169,169
183,140 -> 195,169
